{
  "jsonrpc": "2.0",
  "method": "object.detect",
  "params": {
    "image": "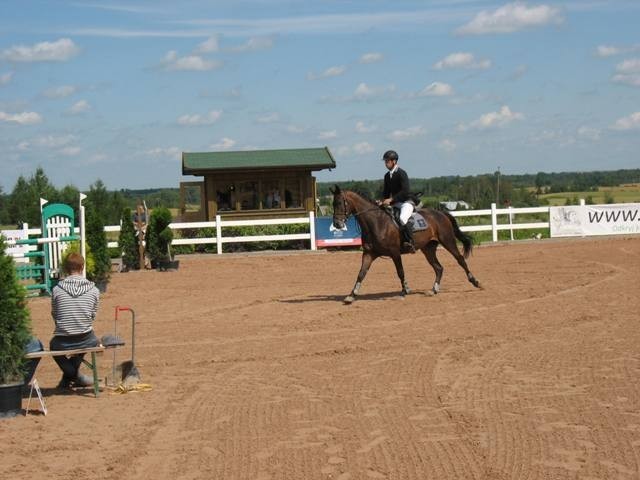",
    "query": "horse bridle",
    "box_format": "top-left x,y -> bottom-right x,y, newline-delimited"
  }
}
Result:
336,193 -> 380,220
